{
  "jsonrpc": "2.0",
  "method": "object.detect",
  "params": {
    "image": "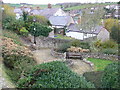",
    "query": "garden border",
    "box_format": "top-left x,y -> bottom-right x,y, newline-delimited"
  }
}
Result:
51,49 -> 118,61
